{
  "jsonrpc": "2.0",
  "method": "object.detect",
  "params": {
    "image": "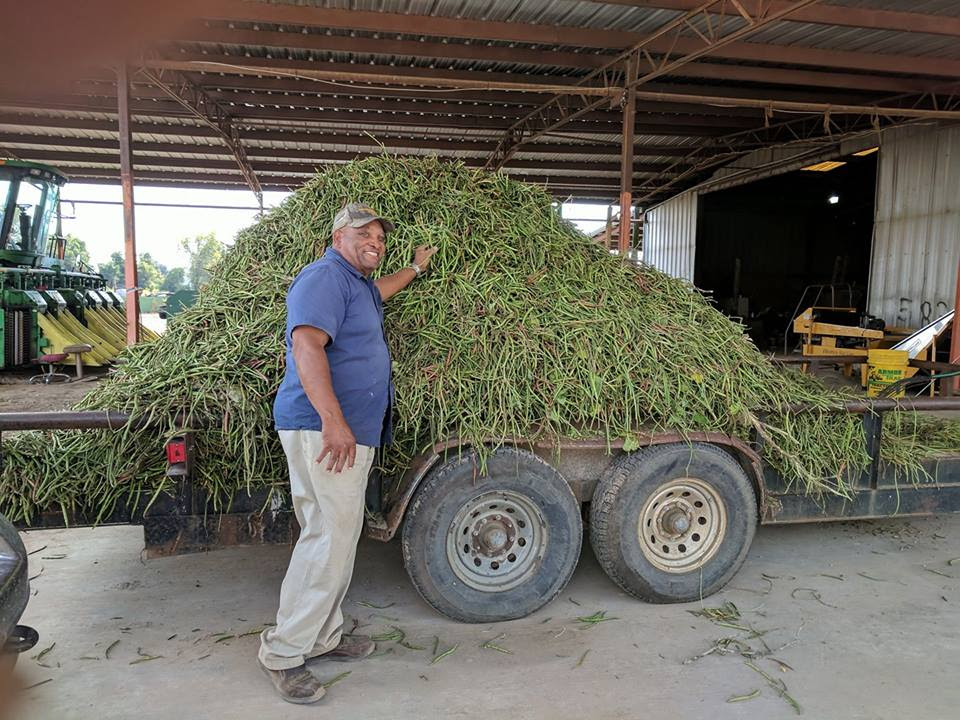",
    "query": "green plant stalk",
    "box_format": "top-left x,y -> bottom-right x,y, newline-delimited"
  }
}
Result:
0,155 -> 956,523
